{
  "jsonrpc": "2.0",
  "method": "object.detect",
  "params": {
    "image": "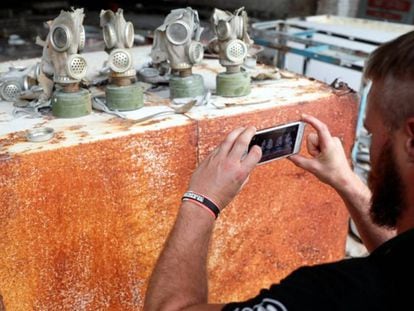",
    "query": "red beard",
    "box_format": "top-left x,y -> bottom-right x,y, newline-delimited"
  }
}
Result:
368,140 -> 406,229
